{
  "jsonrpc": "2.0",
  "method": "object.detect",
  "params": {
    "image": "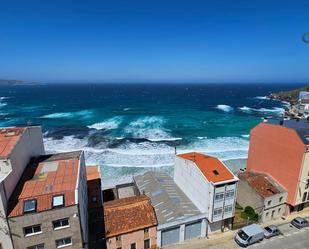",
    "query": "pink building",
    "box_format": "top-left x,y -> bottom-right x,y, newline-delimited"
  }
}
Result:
104,195 -> 157,249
